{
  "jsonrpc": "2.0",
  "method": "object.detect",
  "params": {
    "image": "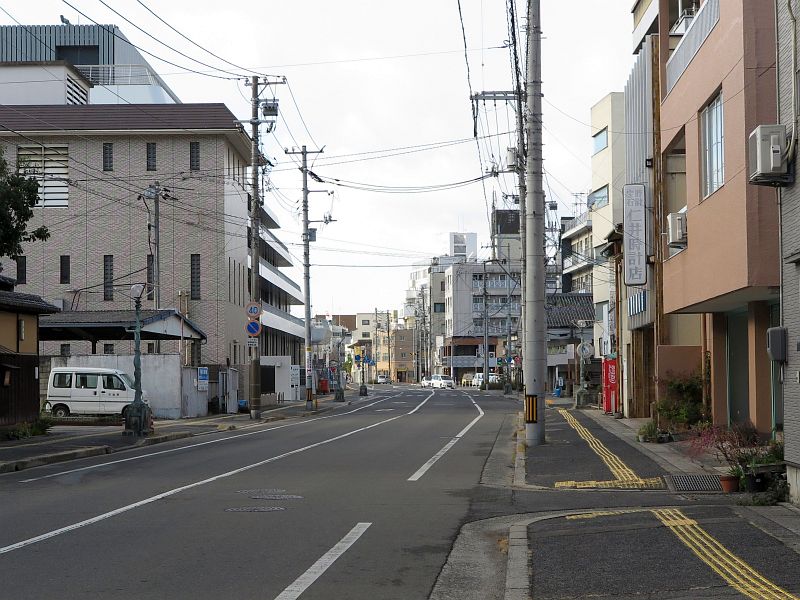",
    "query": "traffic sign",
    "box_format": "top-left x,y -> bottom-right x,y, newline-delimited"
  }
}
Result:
245,320 -> 262,337
245,302 -> 261,319
246,338 -> 259,348
497,358 -> 503,366
507,357 -> 514,364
